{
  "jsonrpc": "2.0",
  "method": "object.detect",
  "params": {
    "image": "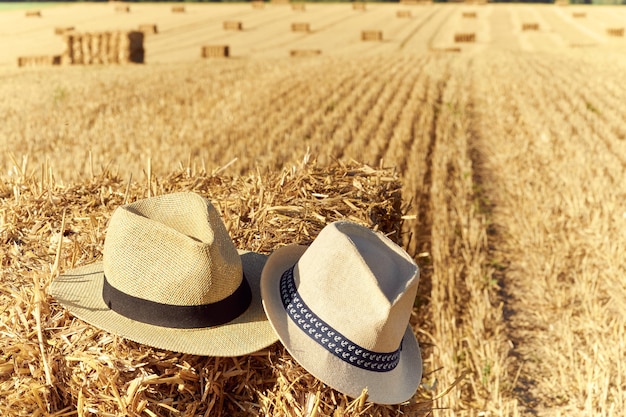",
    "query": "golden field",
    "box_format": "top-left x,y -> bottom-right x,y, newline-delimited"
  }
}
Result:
1,2 -> 626,416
